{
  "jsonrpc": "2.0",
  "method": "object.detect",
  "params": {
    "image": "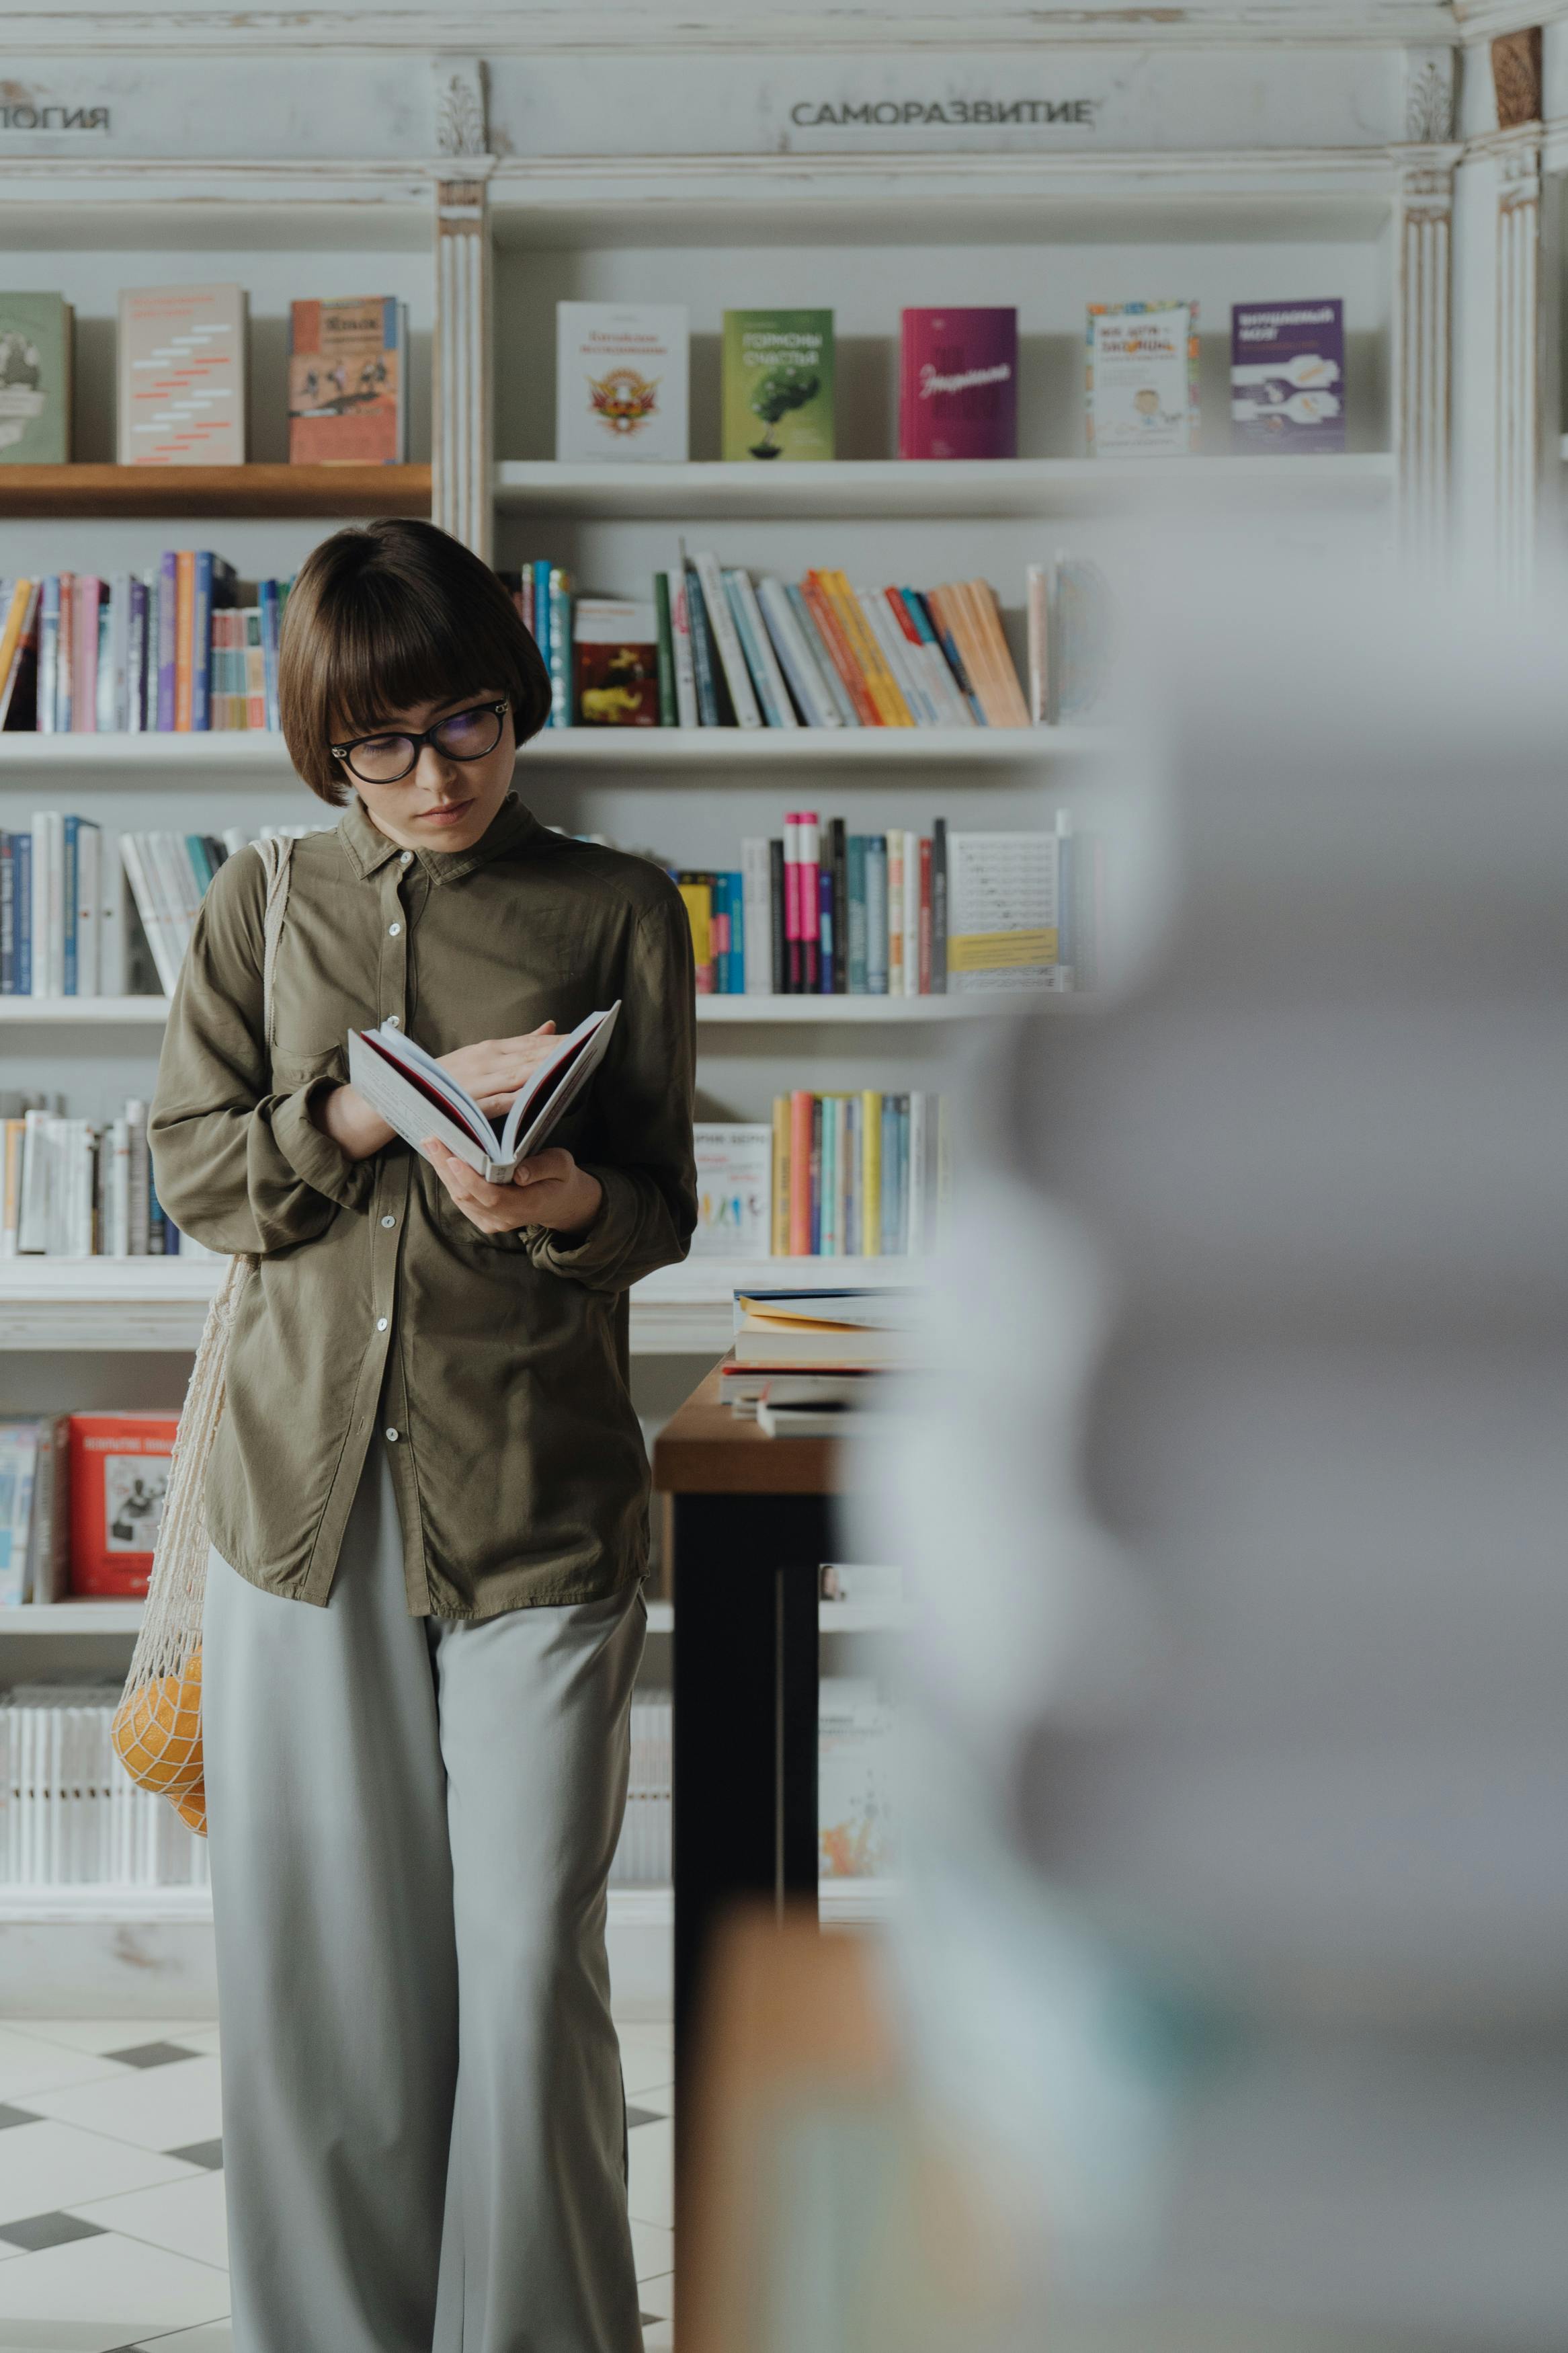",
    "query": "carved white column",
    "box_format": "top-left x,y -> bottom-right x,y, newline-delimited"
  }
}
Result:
1395,151 -> 1456,569
1495,126 -> 1544,596
431,58 -> 493,562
